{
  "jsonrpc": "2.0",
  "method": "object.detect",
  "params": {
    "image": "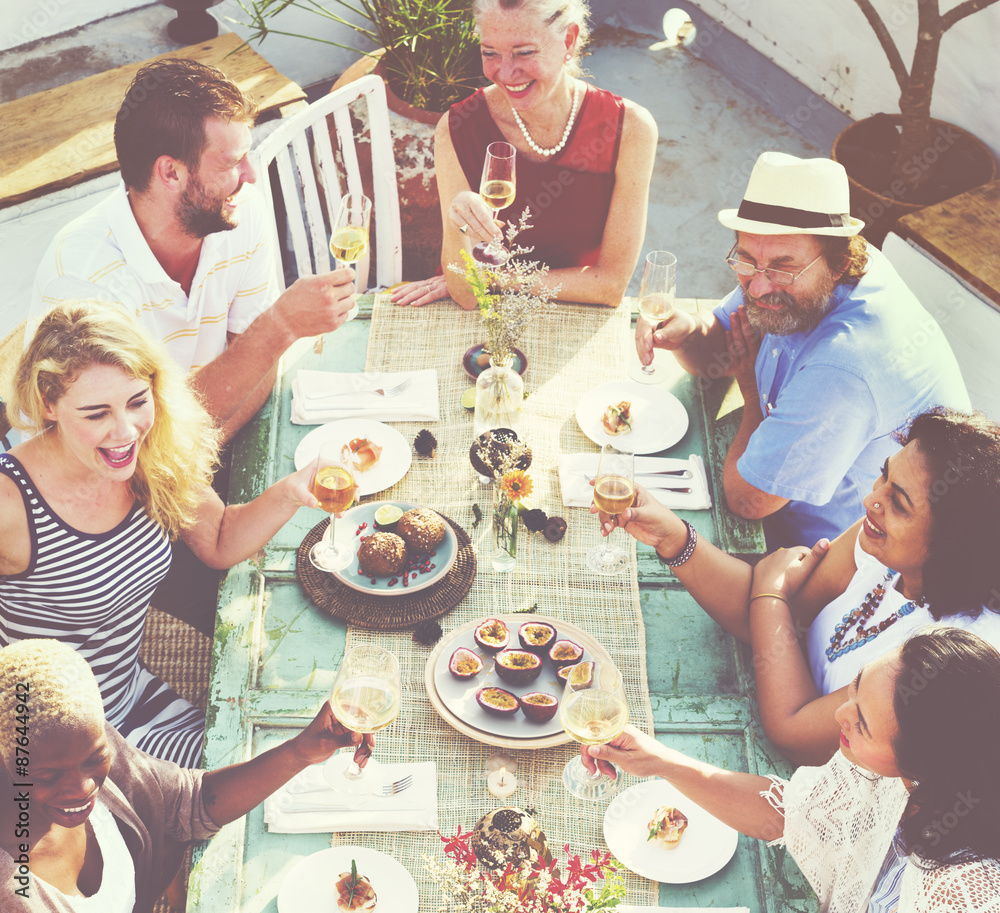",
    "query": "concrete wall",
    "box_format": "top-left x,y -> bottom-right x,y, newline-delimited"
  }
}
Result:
591,0 -> 1000,160
2,0 -> 147,51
